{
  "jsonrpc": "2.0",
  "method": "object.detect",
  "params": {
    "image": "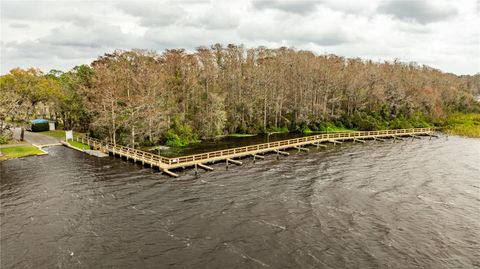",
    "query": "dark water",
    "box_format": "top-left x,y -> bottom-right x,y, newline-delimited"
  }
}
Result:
150,132 -> 310,157
1,136 -> 479,268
